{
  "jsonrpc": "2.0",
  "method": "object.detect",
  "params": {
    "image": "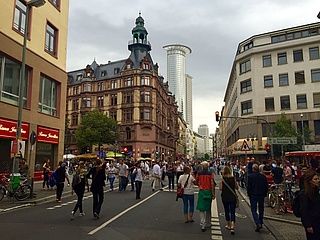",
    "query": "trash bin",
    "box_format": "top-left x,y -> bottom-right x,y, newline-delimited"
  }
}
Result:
10,173 -> 21,189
